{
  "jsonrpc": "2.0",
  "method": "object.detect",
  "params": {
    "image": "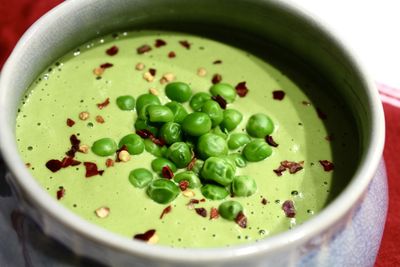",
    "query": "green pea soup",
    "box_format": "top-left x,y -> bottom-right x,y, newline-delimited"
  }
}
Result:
15,30 -> 359,248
